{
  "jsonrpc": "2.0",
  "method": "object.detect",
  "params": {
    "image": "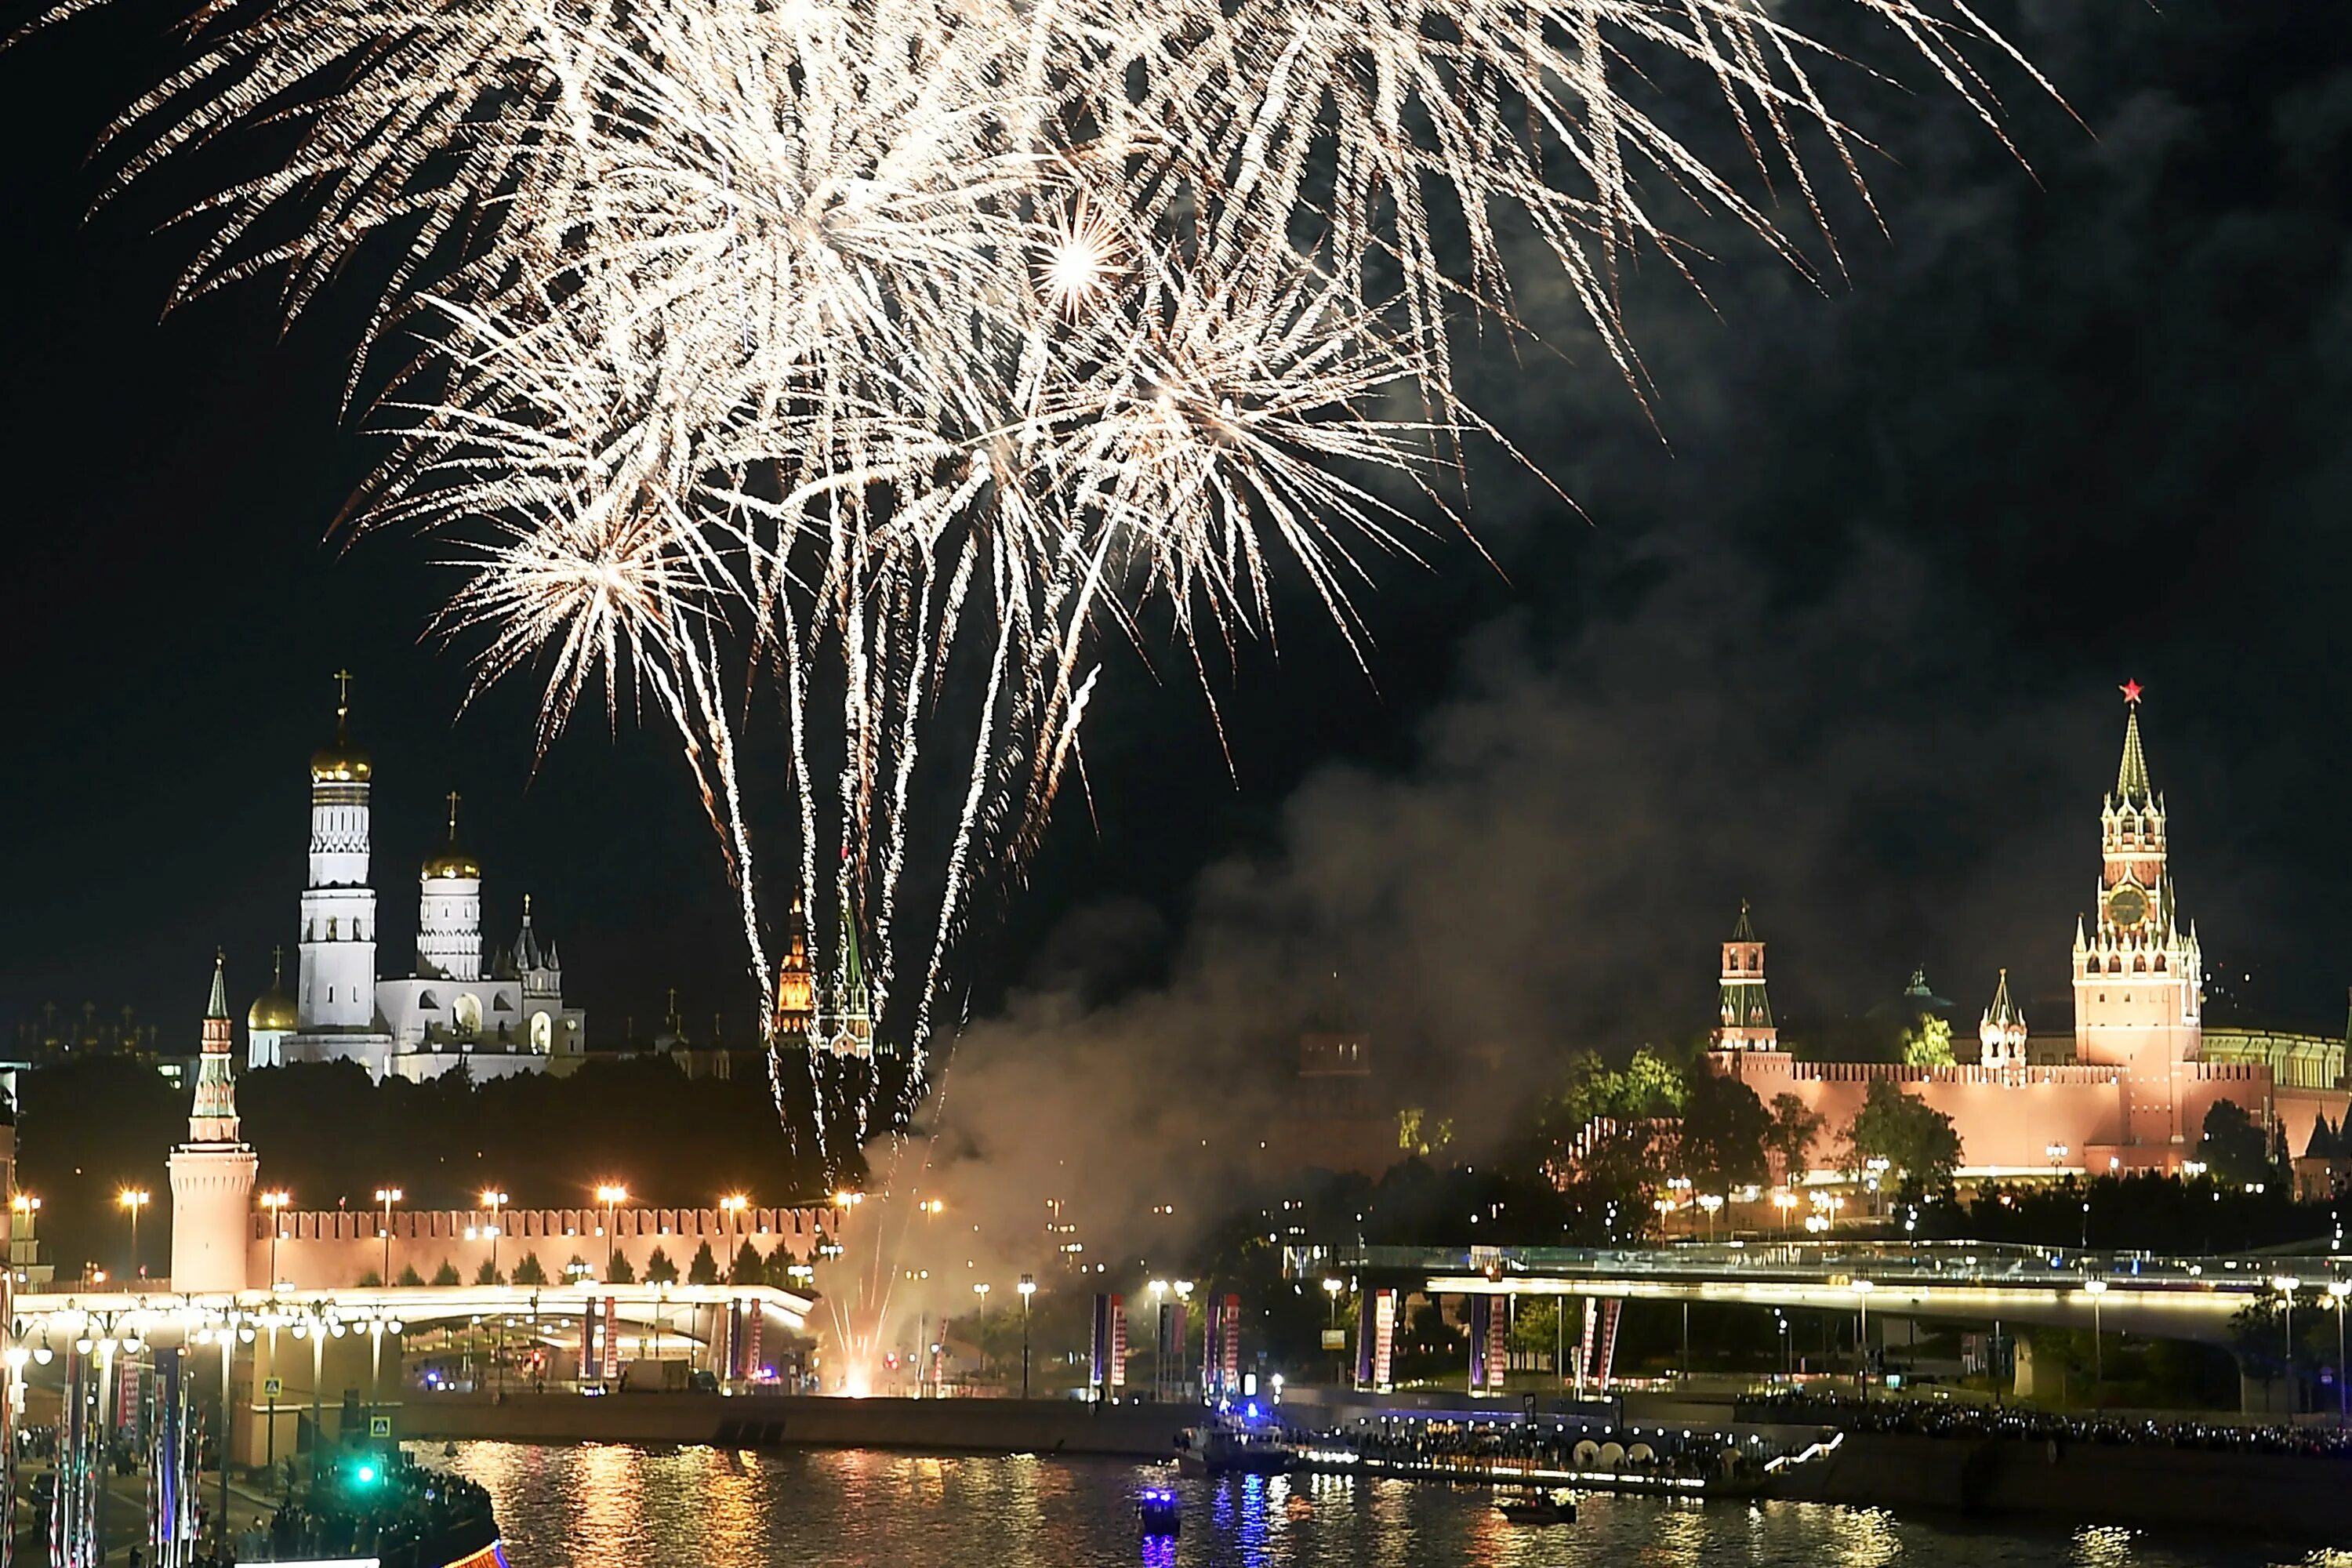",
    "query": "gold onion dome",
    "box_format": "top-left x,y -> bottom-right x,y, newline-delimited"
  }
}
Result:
248,989 -> 299,1032
423,790 -> 480,880
310,670 -> 371,782
249,946 -> 298,1031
